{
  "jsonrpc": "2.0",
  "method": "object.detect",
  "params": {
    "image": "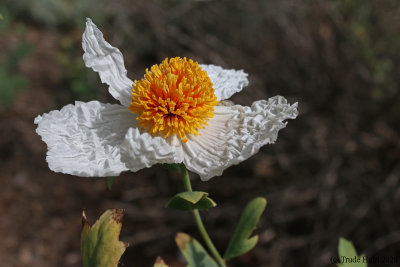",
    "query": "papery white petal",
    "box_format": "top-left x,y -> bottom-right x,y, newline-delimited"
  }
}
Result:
183,96 -> 298,180
200,64 -> 249,100
120,129 -> 184,172
34,101 -> 135,177
82,18 -> 133,106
